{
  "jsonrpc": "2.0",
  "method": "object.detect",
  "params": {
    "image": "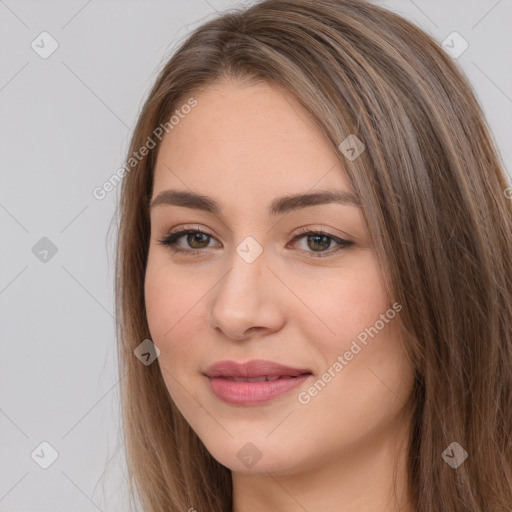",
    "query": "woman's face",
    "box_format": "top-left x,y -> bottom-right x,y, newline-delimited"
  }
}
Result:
145,79 -> 414,475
